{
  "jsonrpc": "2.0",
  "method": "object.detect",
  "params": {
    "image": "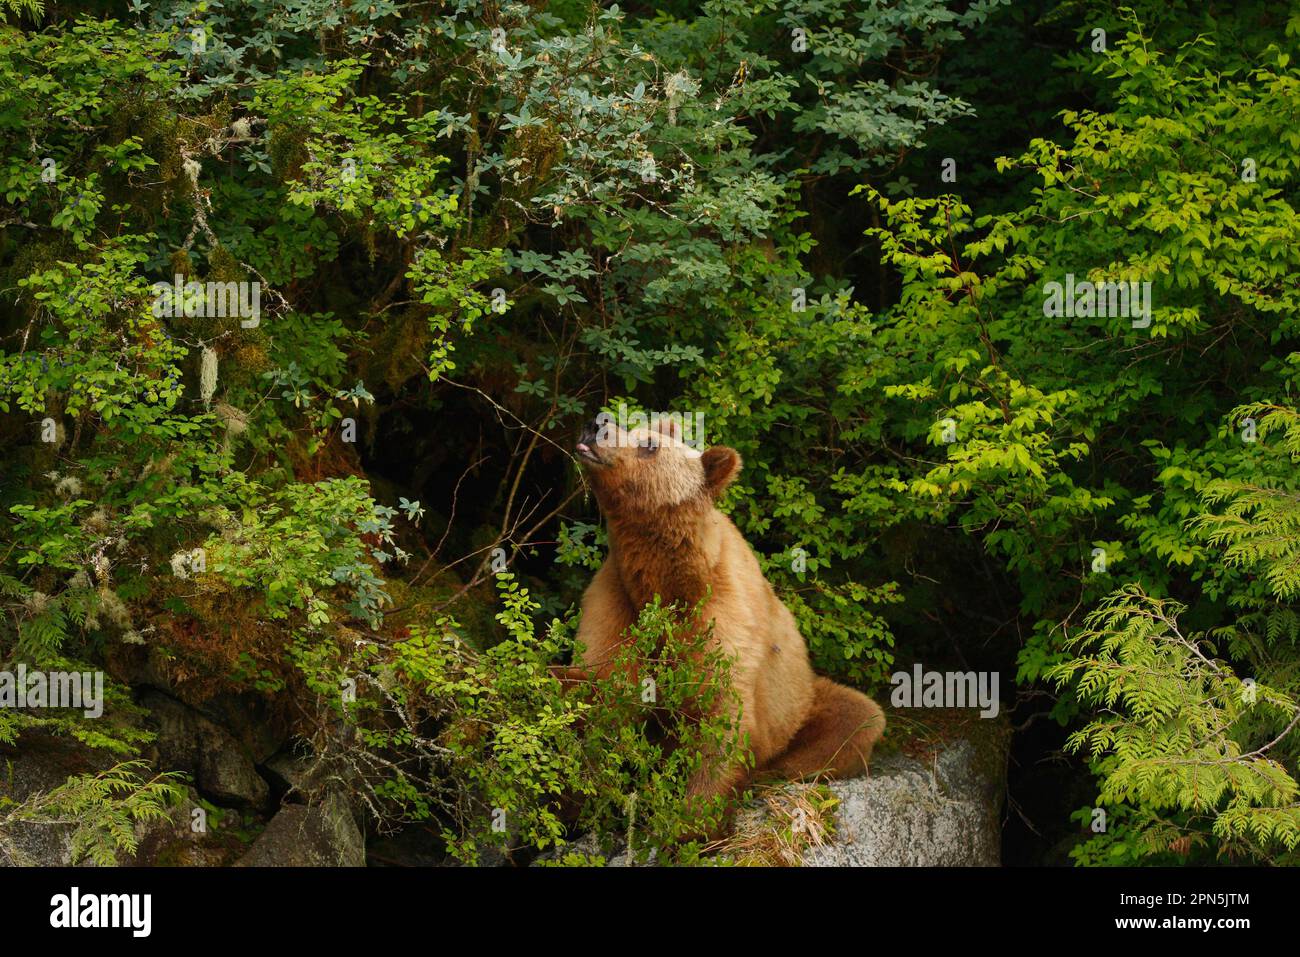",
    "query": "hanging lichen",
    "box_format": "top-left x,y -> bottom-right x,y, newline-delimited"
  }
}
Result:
199,343 -> 218,407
